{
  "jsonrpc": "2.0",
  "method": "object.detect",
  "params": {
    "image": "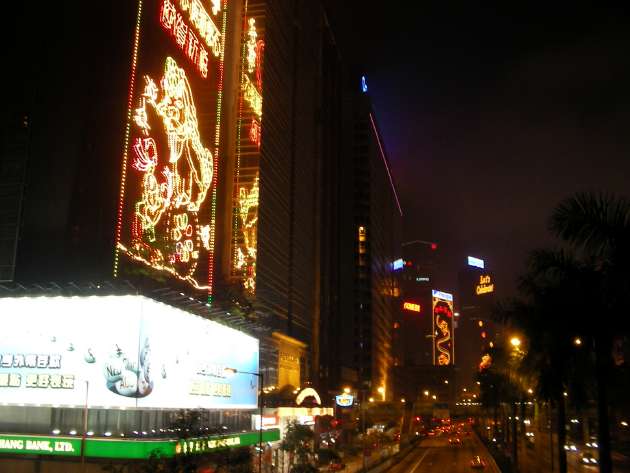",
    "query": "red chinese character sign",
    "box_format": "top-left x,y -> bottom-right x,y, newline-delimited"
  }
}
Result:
231,1 -> 265,293
432,290 -> 454,366
115,0 -> 228,292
